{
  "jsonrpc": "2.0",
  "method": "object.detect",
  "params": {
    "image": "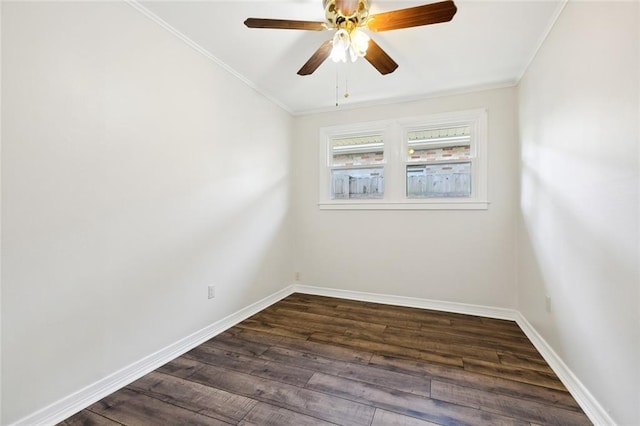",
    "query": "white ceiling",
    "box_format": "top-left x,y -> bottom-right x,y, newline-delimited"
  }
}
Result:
138,0 -> 564,114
